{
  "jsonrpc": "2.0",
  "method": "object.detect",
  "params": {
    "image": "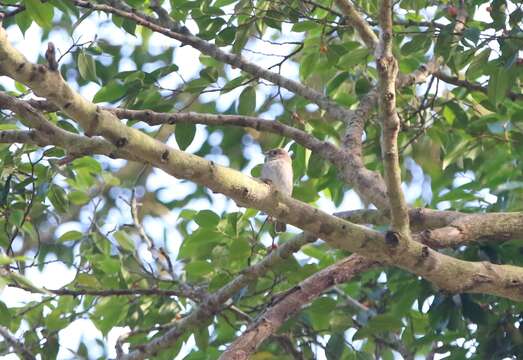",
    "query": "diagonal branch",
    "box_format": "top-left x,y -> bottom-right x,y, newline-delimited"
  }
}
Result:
219,254 -> 377,360
119,233 -> 316,360
0,325 -> 36,360
334,0 -> 378,51
0,93 -> 126,160
3,21 -> 523,359
26,98 -> 391,209
8,114 -> 513,249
